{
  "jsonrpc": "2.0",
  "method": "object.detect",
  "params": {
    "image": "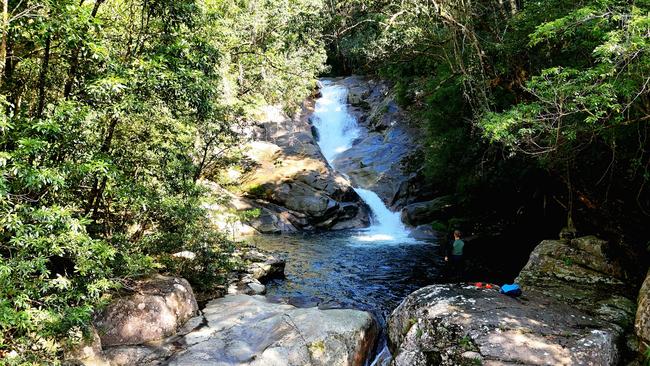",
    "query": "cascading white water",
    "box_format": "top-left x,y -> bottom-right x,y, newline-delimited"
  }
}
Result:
313,80 -> 414,243
312,83 -> 360,161
353,188 -> 413,242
